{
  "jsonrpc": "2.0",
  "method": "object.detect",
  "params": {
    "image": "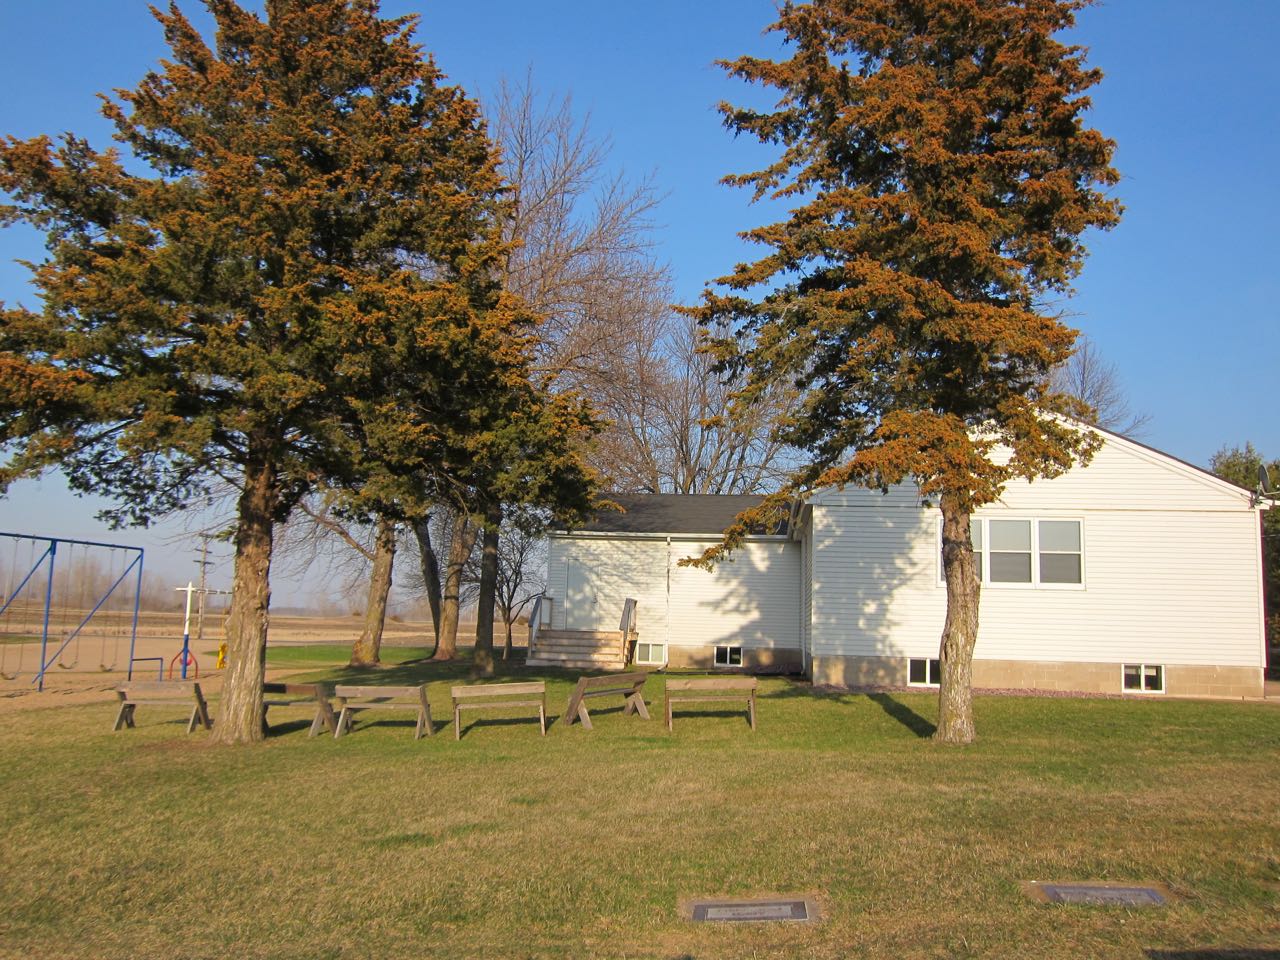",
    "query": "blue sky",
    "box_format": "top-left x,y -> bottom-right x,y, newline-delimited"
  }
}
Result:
1,1 -> 1277,602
